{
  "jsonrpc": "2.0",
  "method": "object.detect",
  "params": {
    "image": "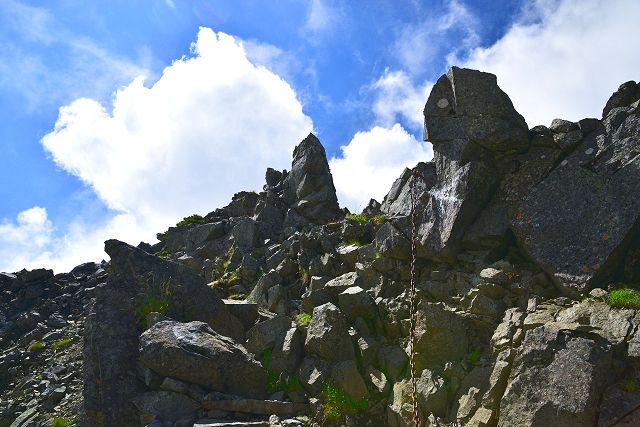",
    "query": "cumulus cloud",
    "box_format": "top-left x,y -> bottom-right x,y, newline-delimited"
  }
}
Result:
42,27 -> 312,223
0,27 -> 313,273
305,0 -> 340,33
330,124 -> 432,212
371,69 -> 432,130
461,0 -> 640,126
0,207 -> 54,270
394,0 -> 479,74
